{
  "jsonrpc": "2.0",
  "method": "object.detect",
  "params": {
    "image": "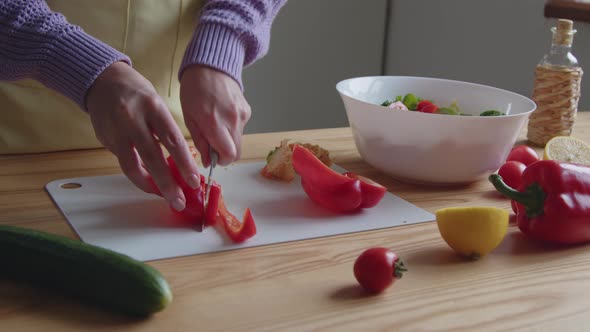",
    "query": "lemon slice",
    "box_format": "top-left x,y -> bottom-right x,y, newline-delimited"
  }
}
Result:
435,206 -> 509,259
543,136 -> 590,165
